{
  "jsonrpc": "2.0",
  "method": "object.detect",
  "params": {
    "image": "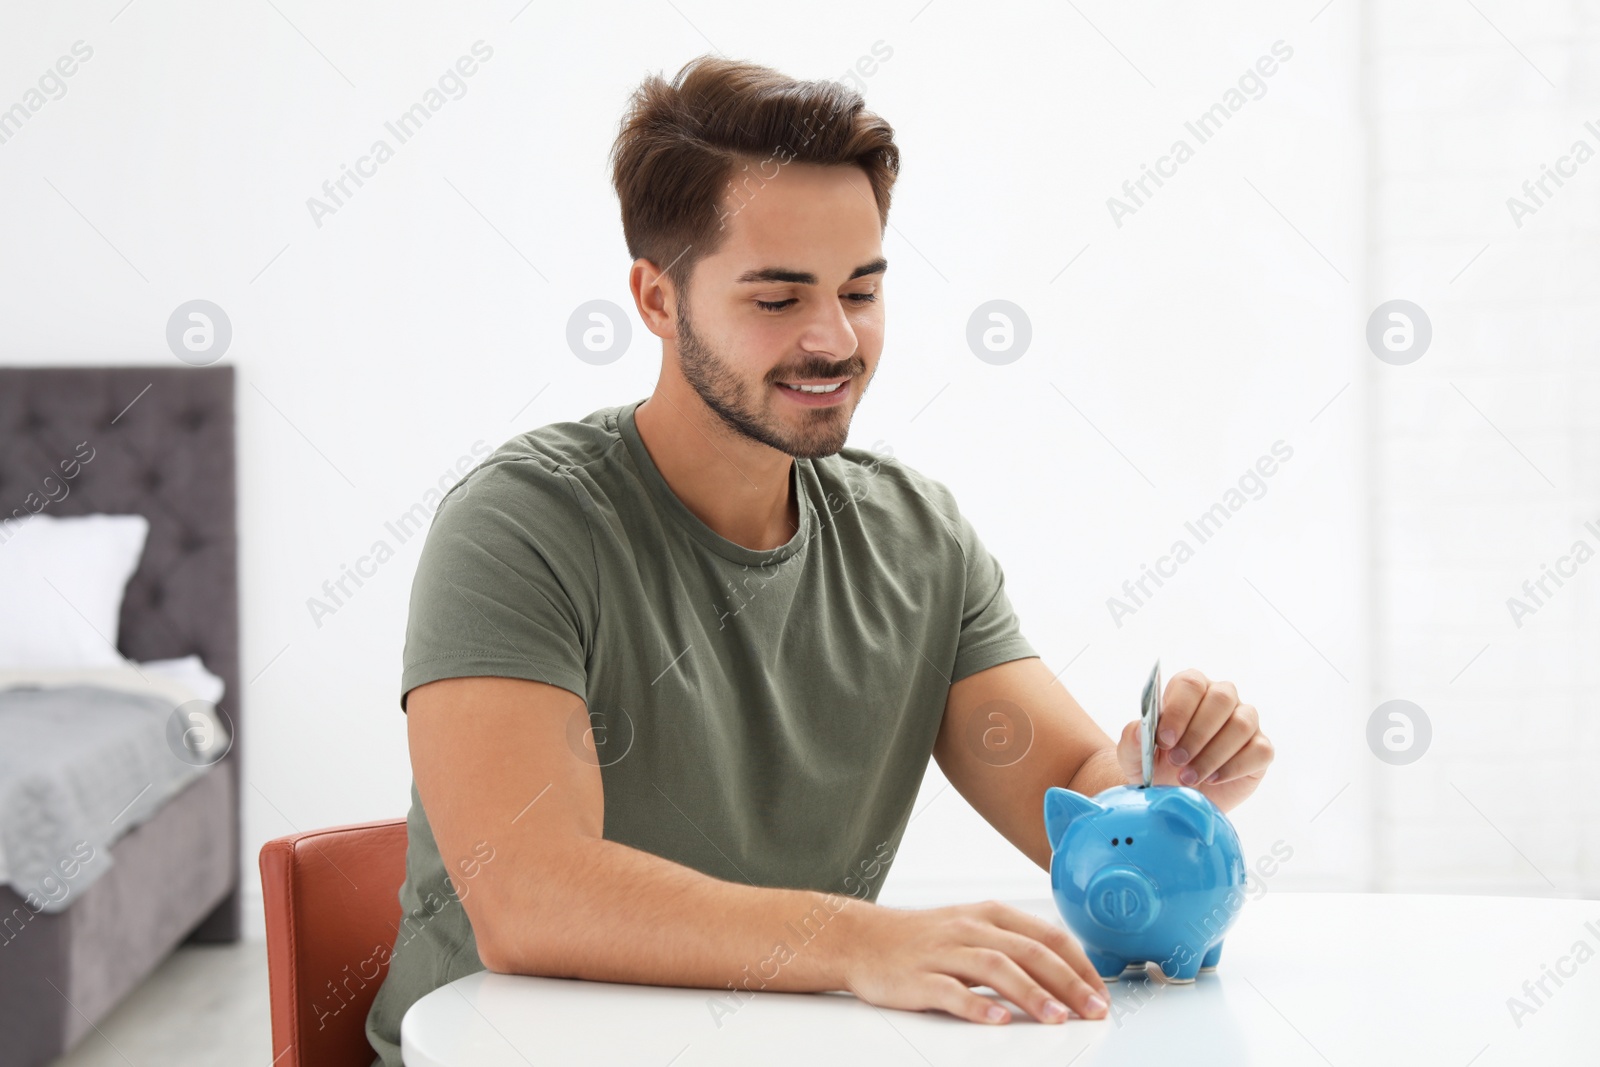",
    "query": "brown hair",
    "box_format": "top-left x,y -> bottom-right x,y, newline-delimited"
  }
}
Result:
609,55 -> 899,297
